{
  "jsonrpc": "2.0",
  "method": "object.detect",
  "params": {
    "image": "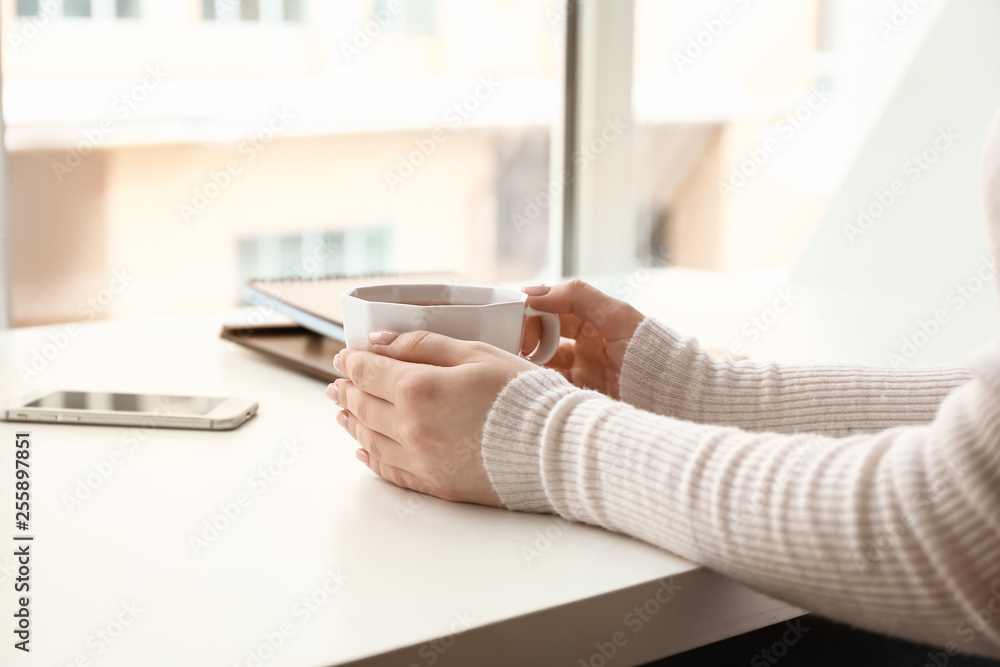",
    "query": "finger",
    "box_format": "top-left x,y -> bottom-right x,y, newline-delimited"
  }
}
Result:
369,330 -> 484,366
557,312 -> 587,339
367,455 -> 429,495
522,289 -> 589,340
521,315 -> 541,356
544,340 -> 576,385
544,340 -> 577,373
533,312 -> 599,342
339,408 -> 409,472
525,279 -> 641,342
336,349 -> 403,403
346,423 -> 429,494
335,379 -> 402,442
